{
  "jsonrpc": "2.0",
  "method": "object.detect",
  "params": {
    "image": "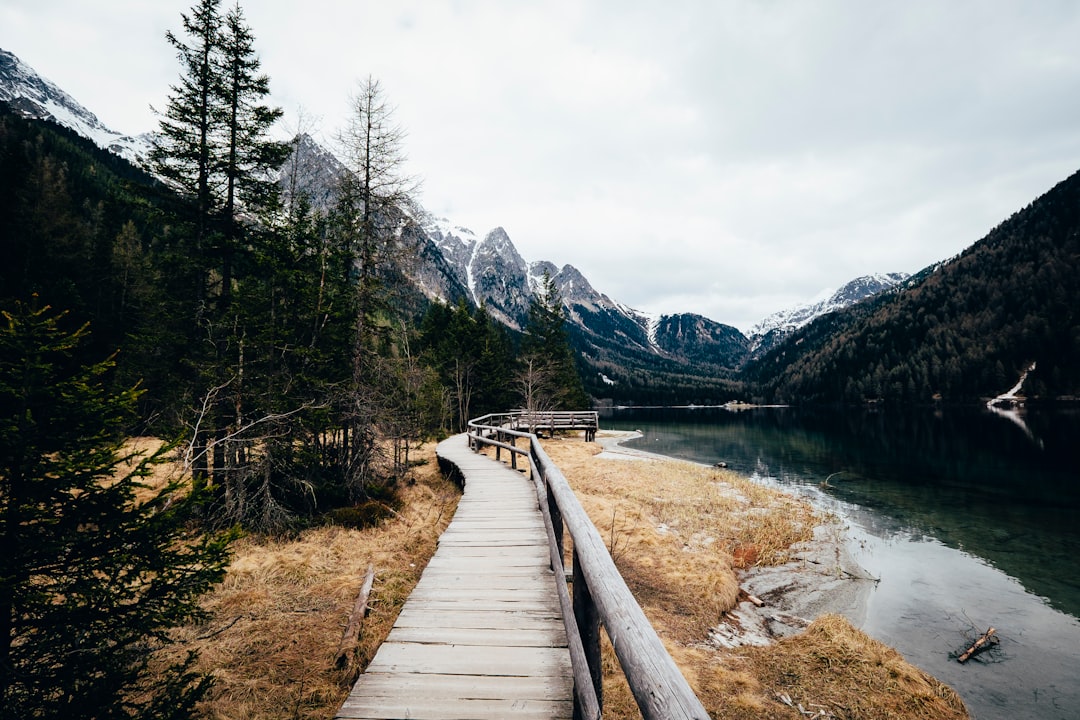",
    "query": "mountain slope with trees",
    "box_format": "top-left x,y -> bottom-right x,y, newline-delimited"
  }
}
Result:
746,169 -> 1080,404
